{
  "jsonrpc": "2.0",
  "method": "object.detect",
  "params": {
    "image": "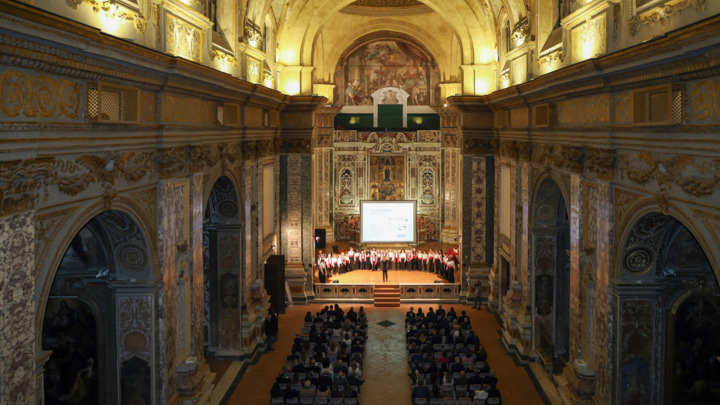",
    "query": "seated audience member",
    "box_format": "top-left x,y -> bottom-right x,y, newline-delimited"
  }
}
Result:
474,386 -> 489,401
412,379 -> 431,402
315,384 -> 331,399
299,380 -> 316,399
